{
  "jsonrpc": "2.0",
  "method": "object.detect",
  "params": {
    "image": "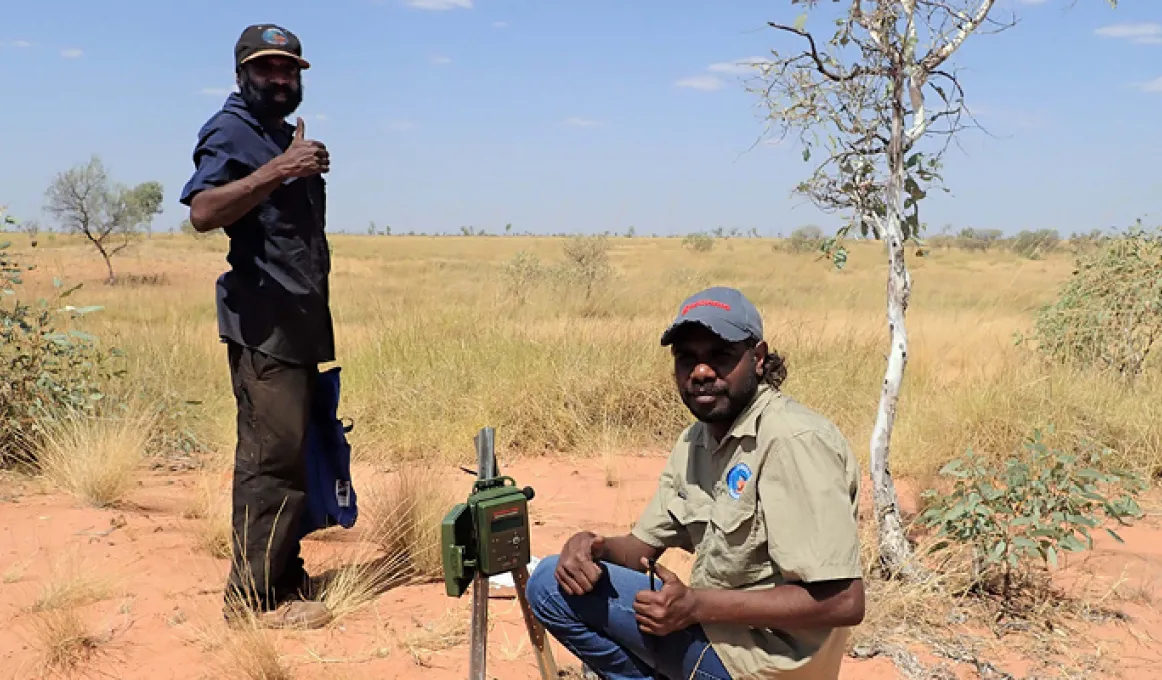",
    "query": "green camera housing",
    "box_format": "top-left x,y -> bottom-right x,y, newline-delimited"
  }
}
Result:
441,476 -> 536,598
